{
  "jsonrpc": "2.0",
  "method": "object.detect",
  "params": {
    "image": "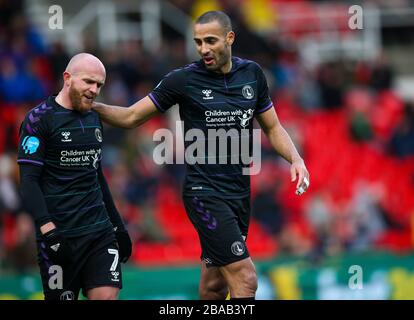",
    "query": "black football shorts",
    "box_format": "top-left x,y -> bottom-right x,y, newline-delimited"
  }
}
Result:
37,227 -> 122,300
183,195 -> 251,268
